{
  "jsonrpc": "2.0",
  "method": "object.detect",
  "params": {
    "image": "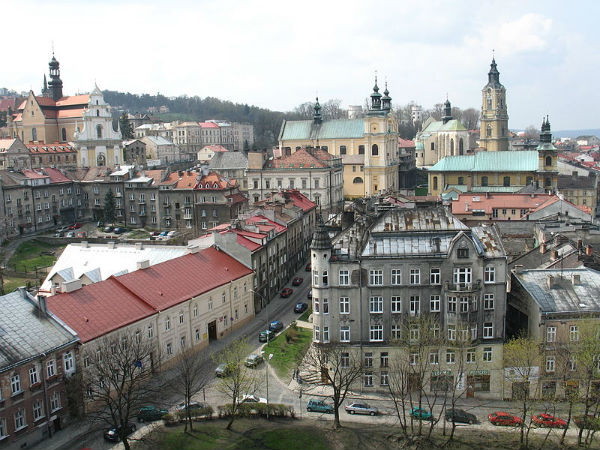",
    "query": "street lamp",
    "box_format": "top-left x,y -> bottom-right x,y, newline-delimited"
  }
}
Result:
261,351 -> 273,419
